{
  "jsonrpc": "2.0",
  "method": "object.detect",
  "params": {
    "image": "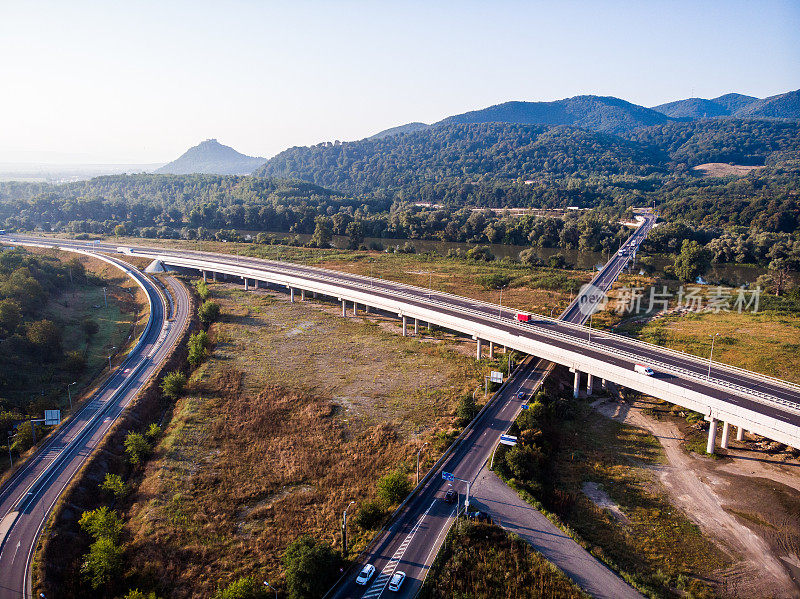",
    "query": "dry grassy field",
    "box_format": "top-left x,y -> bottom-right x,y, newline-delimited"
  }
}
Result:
123,283 -> 491,596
